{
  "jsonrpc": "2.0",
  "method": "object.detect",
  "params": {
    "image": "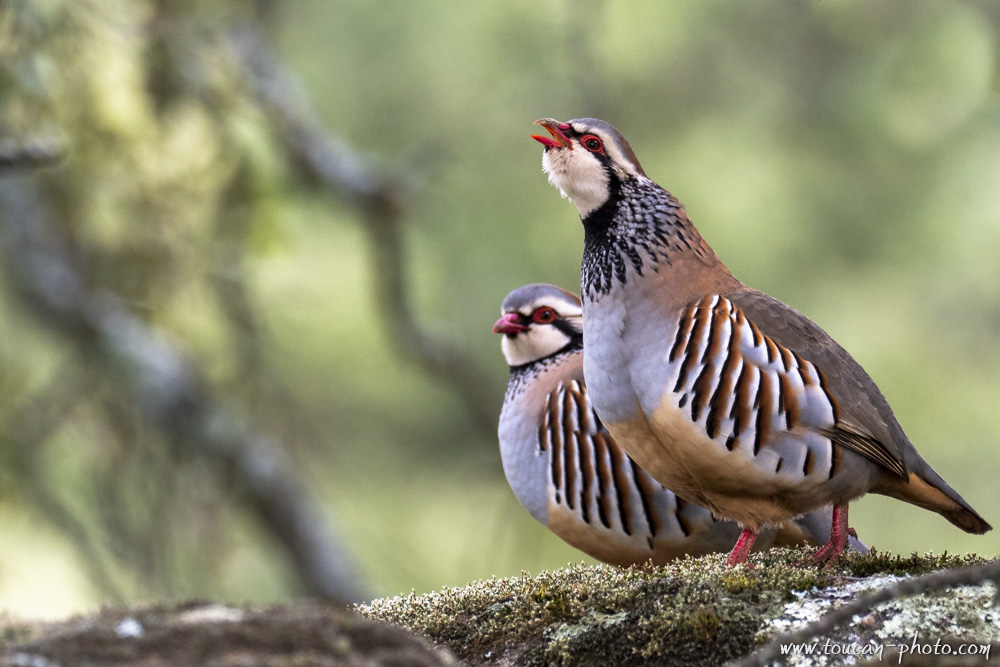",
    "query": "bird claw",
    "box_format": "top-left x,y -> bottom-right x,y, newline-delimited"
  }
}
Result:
799,533 -> 851,568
